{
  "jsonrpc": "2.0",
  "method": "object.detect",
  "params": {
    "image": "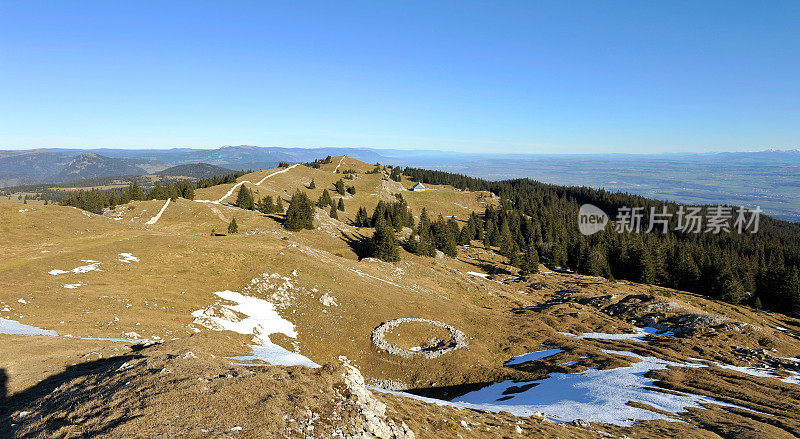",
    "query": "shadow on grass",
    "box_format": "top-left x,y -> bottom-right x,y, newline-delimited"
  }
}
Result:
405,381 -> 499,401
341,231 -> 373,260
0,354 -> 144,437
